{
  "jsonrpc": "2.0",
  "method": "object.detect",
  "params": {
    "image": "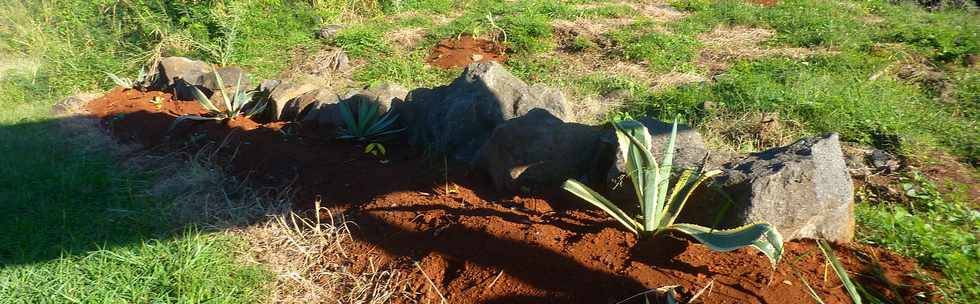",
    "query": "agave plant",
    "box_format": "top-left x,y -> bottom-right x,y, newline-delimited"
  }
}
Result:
170,68 -> 267,130
336,100 -> 404,141
562,118 -> 784,267
106,67 -> 151,90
